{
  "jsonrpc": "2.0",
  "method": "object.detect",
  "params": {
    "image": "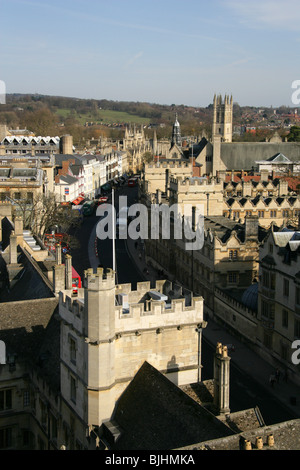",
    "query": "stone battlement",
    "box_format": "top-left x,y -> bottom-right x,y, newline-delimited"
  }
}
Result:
146,161 -> 191,170
83,267 -> 115,290
115,296 -> 204,333
59,276 -> 204,333
170,176 -> 222,189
